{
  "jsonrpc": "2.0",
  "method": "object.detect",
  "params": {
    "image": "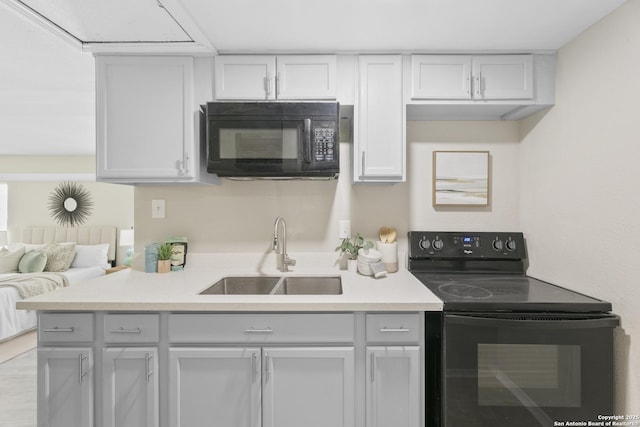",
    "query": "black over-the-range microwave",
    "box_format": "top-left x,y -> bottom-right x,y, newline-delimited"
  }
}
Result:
203,102 -> 340,179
